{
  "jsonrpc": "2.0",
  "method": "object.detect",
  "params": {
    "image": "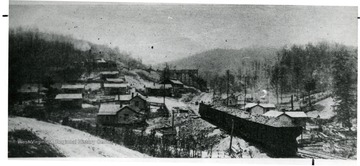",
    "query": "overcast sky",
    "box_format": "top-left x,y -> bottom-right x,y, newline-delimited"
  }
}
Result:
10,1 -> 358,64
